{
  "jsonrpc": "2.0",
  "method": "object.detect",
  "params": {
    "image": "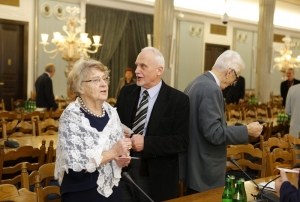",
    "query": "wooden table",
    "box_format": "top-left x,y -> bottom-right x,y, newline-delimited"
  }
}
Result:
165,173 -> 297,202
2,134 -> 57,153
